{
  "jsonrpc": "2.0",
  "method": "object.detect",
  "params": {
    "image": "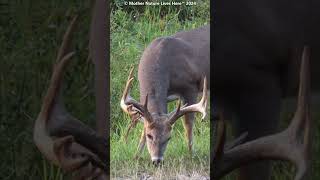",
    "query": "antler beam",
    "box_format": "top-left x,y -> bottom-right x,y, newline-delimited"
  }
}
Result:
168,76 -> 208,125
